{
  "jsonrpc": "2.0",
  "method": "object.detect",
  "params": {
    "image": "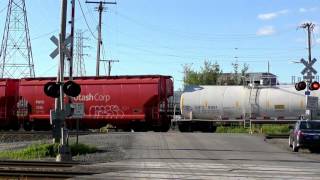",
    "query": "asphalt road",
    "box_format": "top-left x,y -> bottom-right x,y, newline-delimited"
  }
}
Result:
76,133 -> 320,179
